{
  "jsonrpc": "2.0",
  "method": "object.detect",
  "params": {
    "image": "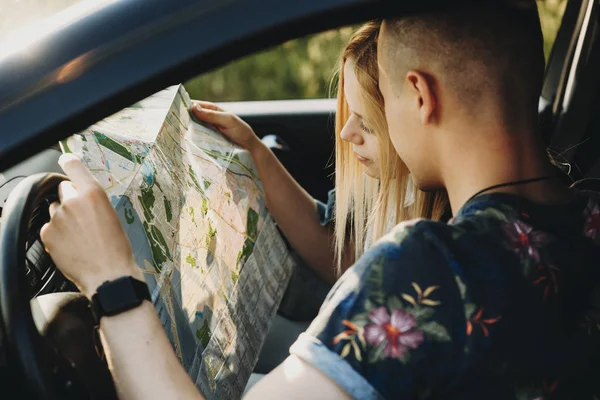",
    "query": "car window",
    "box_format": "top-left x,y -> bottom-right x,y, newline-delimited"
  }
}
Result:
184,1 -> 568,102
184,26 -> 357,102
538,0 -> 568,59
